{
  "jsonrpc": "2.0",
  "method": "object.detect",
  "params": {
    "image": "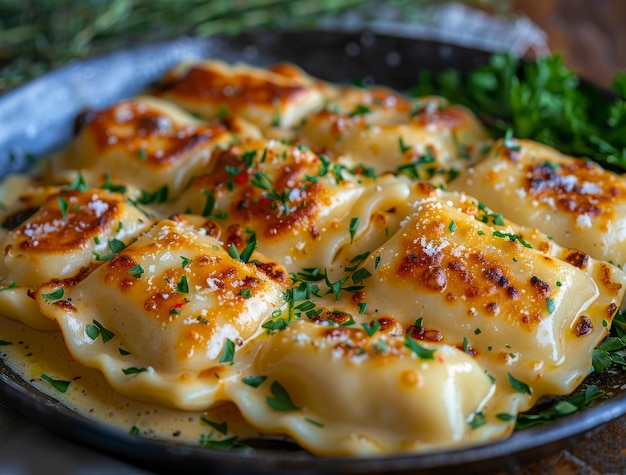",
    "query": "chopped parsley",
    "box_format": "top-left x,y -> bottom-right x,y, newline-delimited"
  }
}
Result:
467,411 -> 486,429
492,230 -> 532,248
362,318 -> 380,337
69,174 -> 89,192
86,319 -> 115,343
266,381 -> 300,412
515,385 -> 603,429
40,374 -> 70,393
122,367 -> 147,375
305,417 -> 325,428
507,373 -> 531,395
201,417 -> 228,435
404,335 -> 436,360
398,137 -> 411,154
93,238 -> 136,261
137,185 -> 168,205
42,288 -> 64,302
347,103 -> 372,117
199,434 -> 240,450
176,275 -> 189,294
242,375 -> 267,388
128,264 -> 144,278
348,217 -> 360,244
57,196 -> 68,218
218,338 -> 236,364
